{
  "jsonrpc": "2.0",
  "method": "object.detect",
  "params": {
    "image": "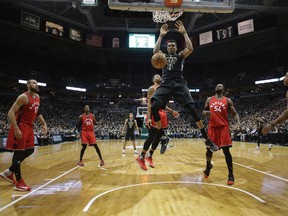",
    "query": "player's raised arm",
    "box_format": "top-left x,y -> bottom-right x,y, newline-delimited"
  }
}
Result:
154,24 -> 169,54
175,20 -> 193,59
